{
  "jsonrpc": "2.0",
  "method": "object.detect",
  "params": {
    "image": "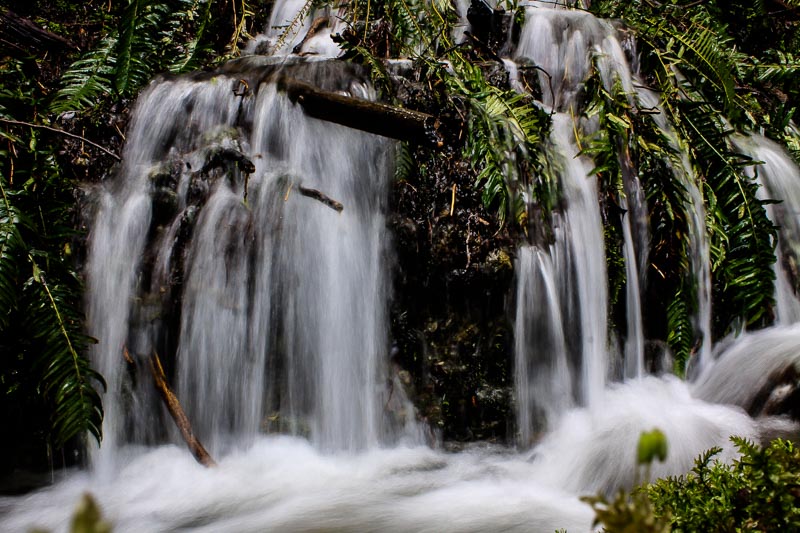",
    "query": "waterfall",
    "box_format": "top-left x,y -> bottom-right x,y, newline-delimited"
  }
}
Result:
637,87 -> 714,372
248,2 -> 345,57
515,5 -> 635,113
513,3 -> 650,436
550,114 -> 609,405
83,60 -> 420,464
85,79 -> 245,471
514,245 -> 572,444
5,3 -> 800,532
734,134 -> 800,324
622,213 -> 644,379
